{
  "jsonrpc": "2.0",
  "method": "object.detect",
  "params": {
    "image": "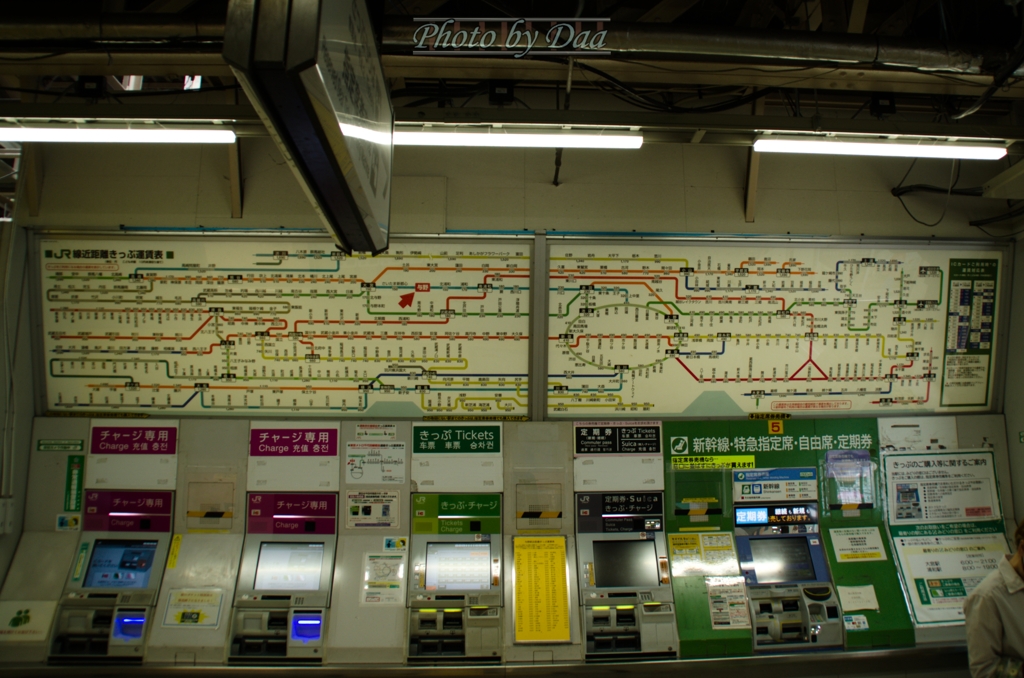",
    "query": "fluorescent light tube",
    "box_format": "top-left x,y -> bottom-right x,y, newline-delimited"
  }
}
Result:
0,127 -> 237,144
753,137 -> 1006,160
394,131 -> 642,149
